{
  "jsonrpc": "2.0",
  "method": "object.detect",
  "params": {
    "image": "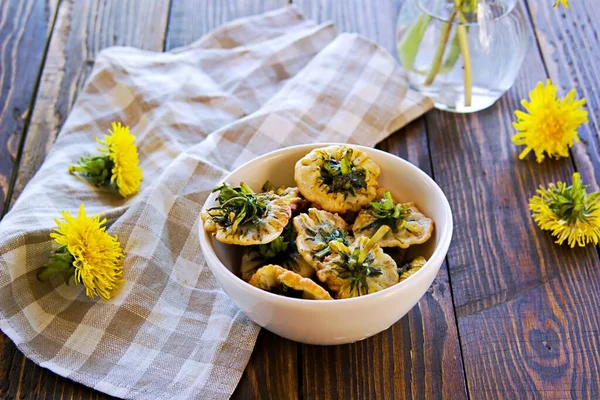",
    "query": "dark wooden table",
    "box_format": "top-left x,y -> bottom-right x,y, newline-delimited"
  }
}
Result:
1,0 -> 599,398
